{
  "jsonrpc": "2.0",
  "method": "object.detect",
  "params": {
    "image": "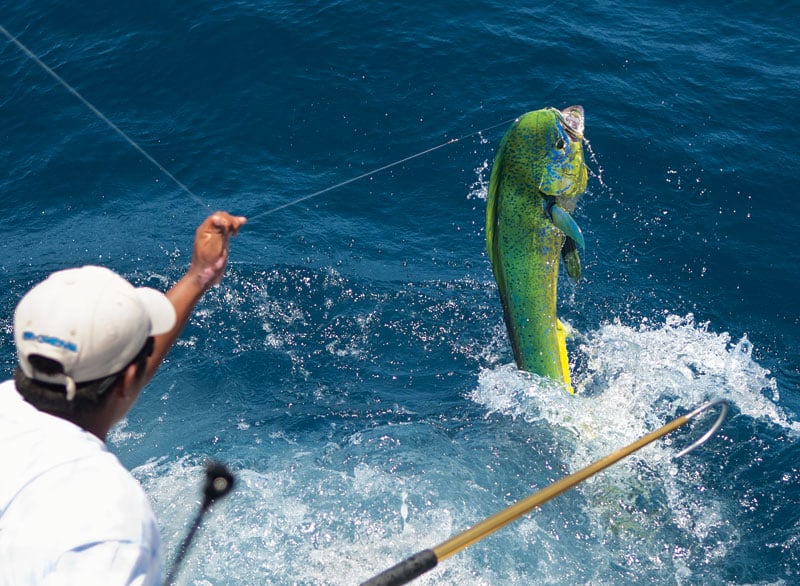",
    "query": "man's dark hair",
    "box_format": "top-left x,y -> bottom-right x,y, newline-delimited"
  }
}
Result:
14,337 -> 154,416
